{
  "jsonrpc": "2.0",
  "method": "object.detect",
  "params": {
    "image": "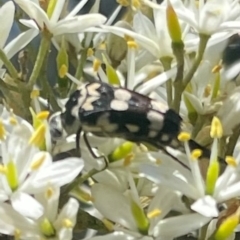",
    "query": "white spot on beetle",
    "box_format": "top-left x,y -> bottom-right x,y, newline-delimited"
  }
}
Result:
87,83 -> 101,96
110,100 -> 129,111
148,130 -> 158,138
147,110 -> 164,130
151,100 -> 168,113
114,89 -> 132,101
160,134 -> 170,142
103,123 -> 118,132
125,124 -> 139,133
81,96 -> 99,111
